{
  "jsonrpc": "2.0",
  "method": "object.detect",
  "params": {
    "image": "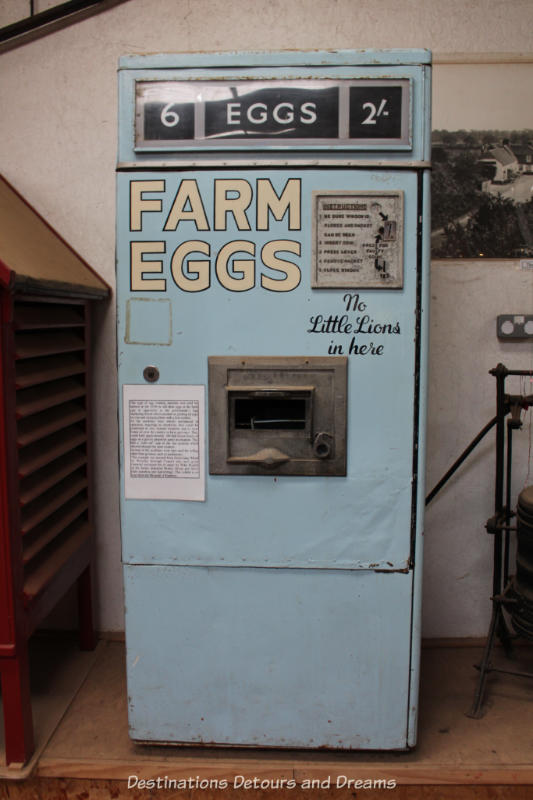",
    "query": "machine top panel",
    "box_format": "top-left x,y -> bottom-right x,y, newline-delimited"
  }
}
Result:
119,49 -> 432,69
117,50 -> 431,164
